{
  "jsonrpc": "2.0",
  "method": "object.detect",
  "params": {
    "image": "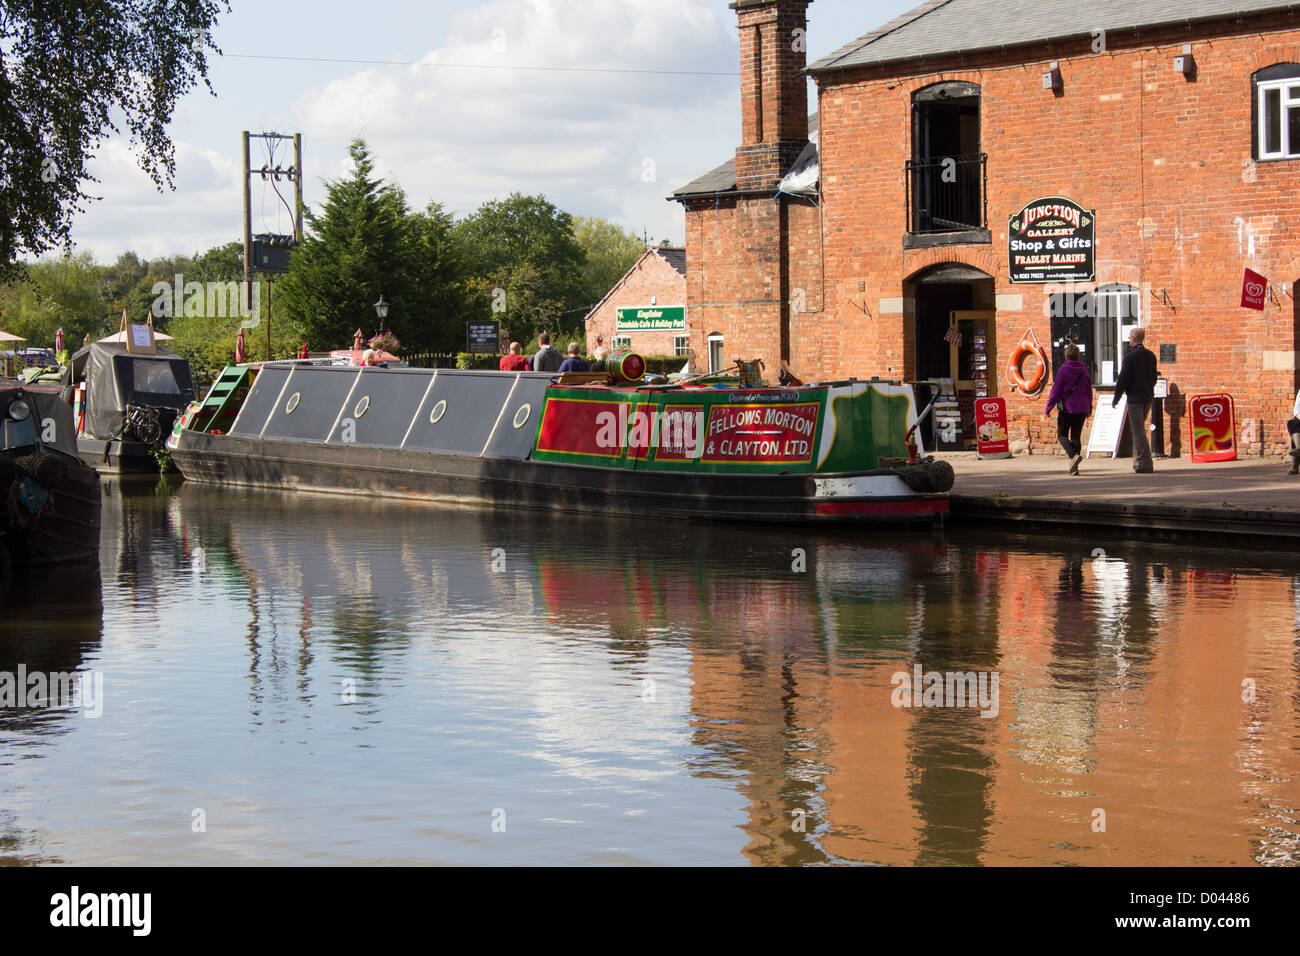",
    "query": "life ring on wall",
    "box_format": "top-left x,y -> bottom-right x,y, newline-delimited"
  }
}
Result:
1007,339 -> 1048,394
